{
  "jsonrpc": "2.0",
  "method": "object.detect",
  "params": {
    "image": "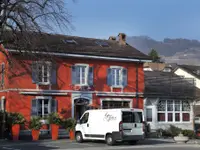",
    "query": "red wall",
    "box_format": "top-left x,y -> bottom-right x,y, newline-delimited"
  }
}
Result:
0,50 -> 145,121
7,56 -> 144,93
